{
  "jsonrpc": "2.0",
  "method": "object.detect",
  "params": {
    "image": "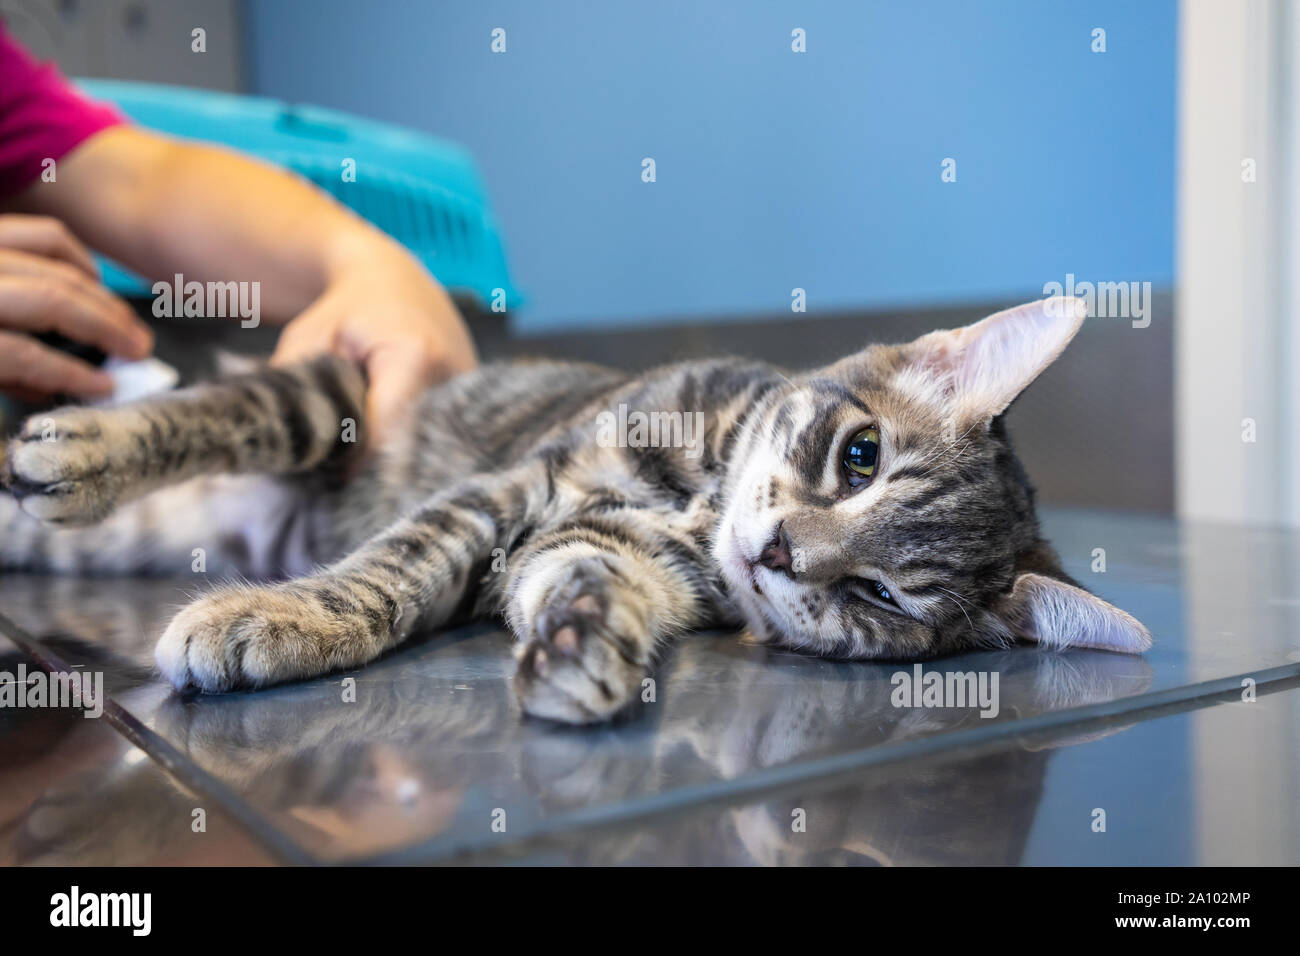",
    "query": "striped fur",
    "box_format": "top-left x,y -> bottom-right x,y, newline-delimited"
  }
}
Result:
0,297 -> 1150,724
